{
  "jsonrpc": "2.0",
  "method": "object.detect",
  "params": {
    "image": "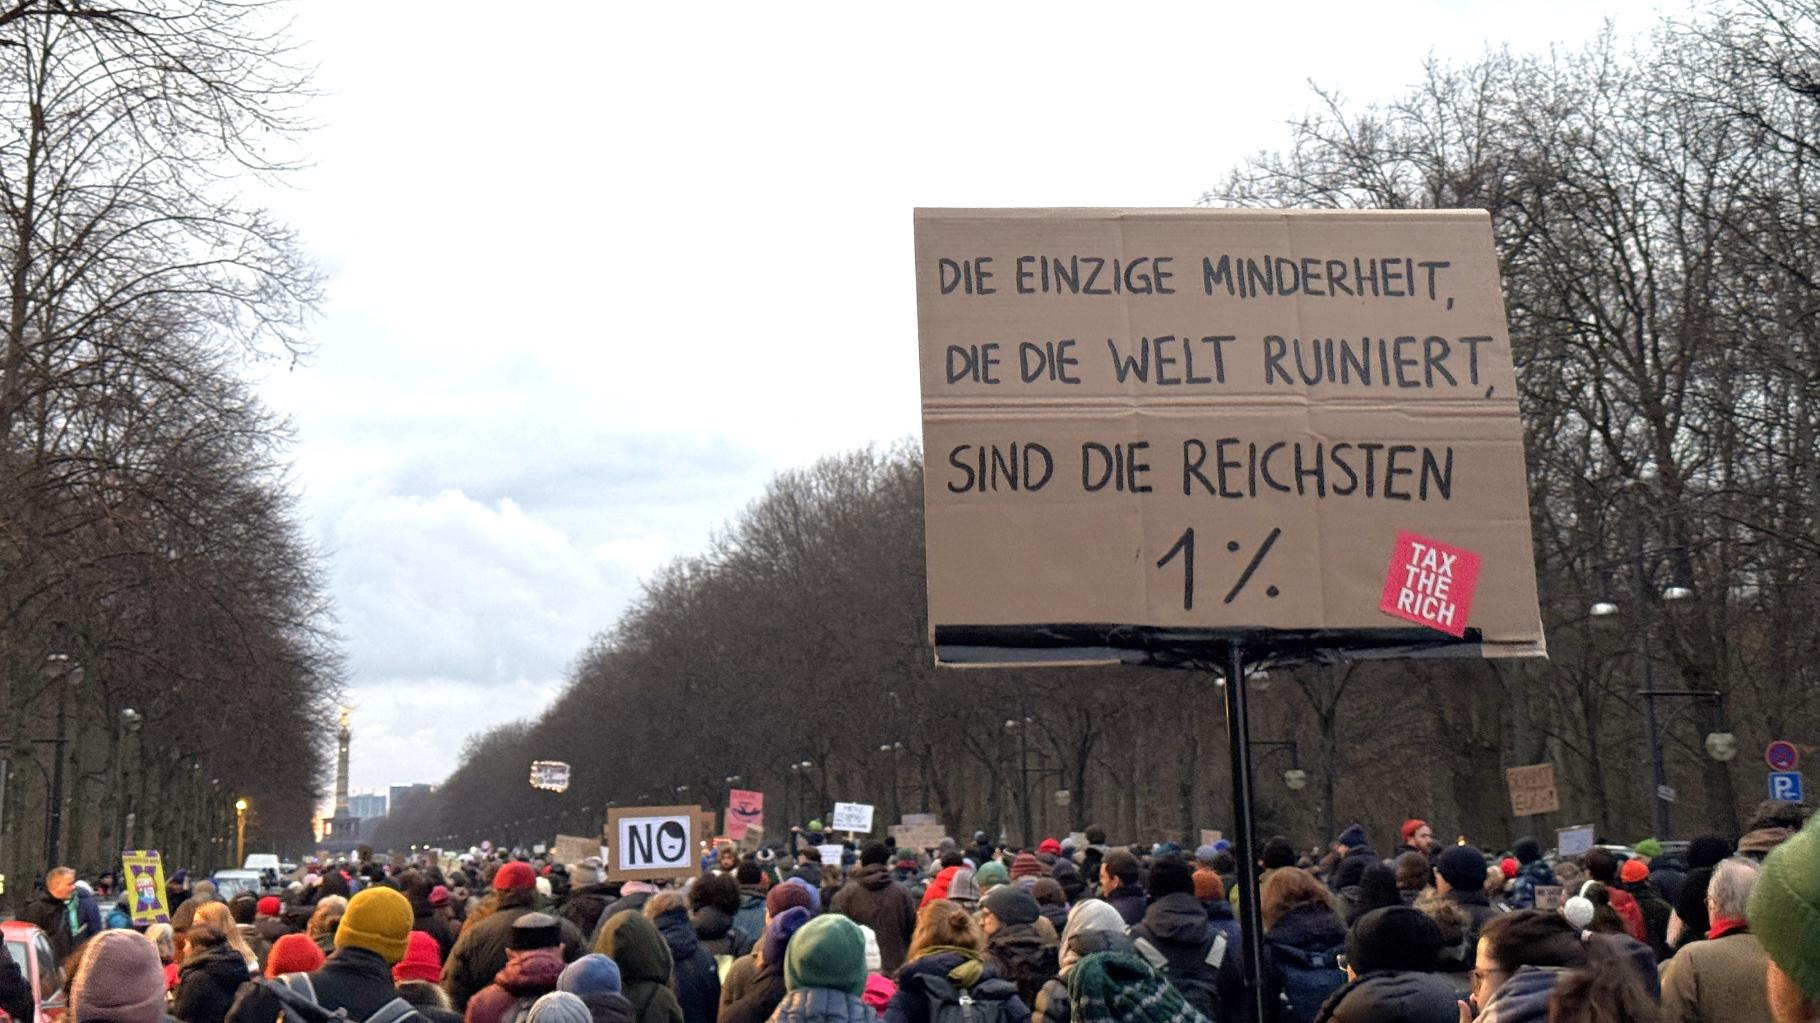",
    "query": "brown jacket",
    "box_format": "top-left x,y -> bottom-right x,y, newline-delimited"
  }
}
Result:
1660,930 -> 1773,1023
829,865 -> 917,974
